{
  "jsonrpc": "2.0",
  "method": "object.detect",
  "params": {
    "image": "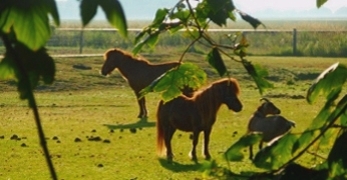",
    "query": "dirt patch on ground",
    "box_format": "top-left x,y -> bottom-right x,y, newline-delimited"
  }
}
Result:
265,93 -> 305,99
